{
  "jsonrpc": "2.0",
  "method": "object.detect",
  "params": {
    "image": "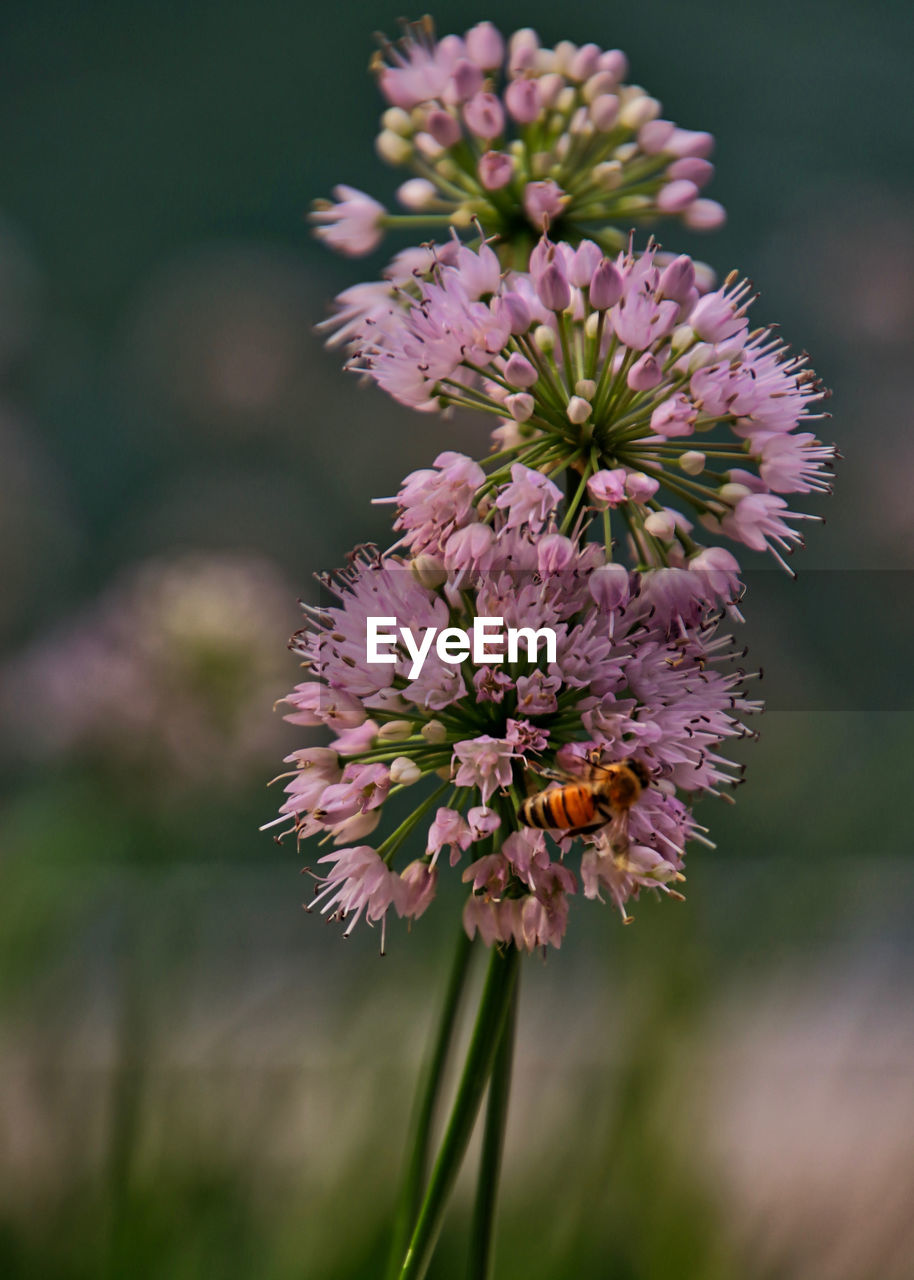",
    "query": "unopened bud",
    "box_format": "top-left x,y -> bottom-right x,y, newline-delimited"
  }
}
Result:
671,324 -> 696,351
590,94 -> 619,131
679,451 -> 706,476
575,378 -> 596,399
382,107 -> 413,136
719,483 -> 752,505
506,392 -> 535,422
421,720 -> 448,744
583,71 -> 618,103
638,118 -> 675,154
504,352 -> 538,388
397,178 -> 438,210
657,179 -> 699,213
589,258 -> 623,310
566,396 -> 592,424
410,554 -> 447,589
619,94 -> 660,130
377,720 -> 414,742
376,130 -> 412,164
390,757 -> 422,785
627,352 -> 662,391
425,108 -> 462,148
592,160 -> 622,189
684,199 -> 726,230
644,511 -> 676,540
533,324 -> 555,352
